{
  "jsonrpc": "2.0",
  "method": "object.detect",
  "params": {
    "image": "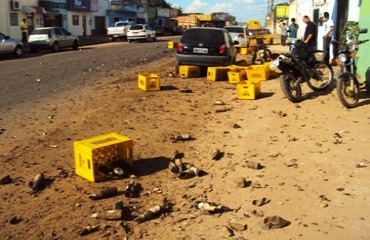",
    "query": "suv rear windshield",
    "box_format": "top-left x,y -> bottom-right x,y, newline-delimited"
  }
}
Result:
130,25 -> 144,30
224,27 -> 244,33
181,29 -> 225,45
31,29 -> 50,35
